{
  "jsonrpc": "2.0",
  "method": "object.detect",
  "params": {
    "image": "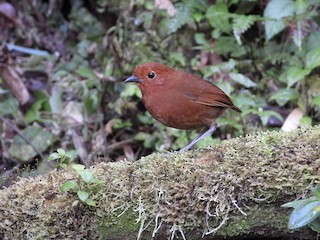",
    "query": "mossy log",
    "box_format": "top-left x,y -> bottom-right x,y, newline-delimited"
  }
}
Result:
0,126 -> 320,240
